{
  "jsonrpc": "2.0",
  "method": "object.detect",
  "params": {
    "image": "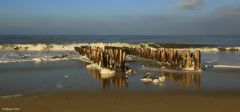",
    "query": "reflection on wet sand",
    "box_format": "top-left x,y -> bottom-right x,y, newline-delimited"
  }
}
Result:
164,72 -> 201,90
87,69 -> 128,89
141,71 -> 201,90
87,68 -> 200,90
